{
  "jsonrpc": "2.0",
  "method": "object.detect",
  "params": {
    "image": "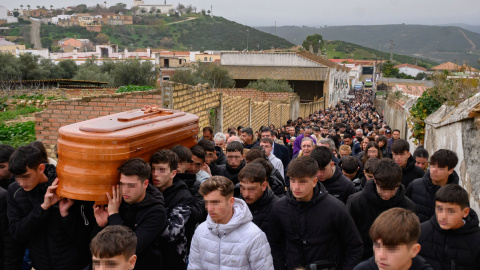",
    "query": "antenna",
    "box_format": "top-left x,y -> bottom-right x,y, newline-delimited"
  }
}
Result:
389,40 -> 396,62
